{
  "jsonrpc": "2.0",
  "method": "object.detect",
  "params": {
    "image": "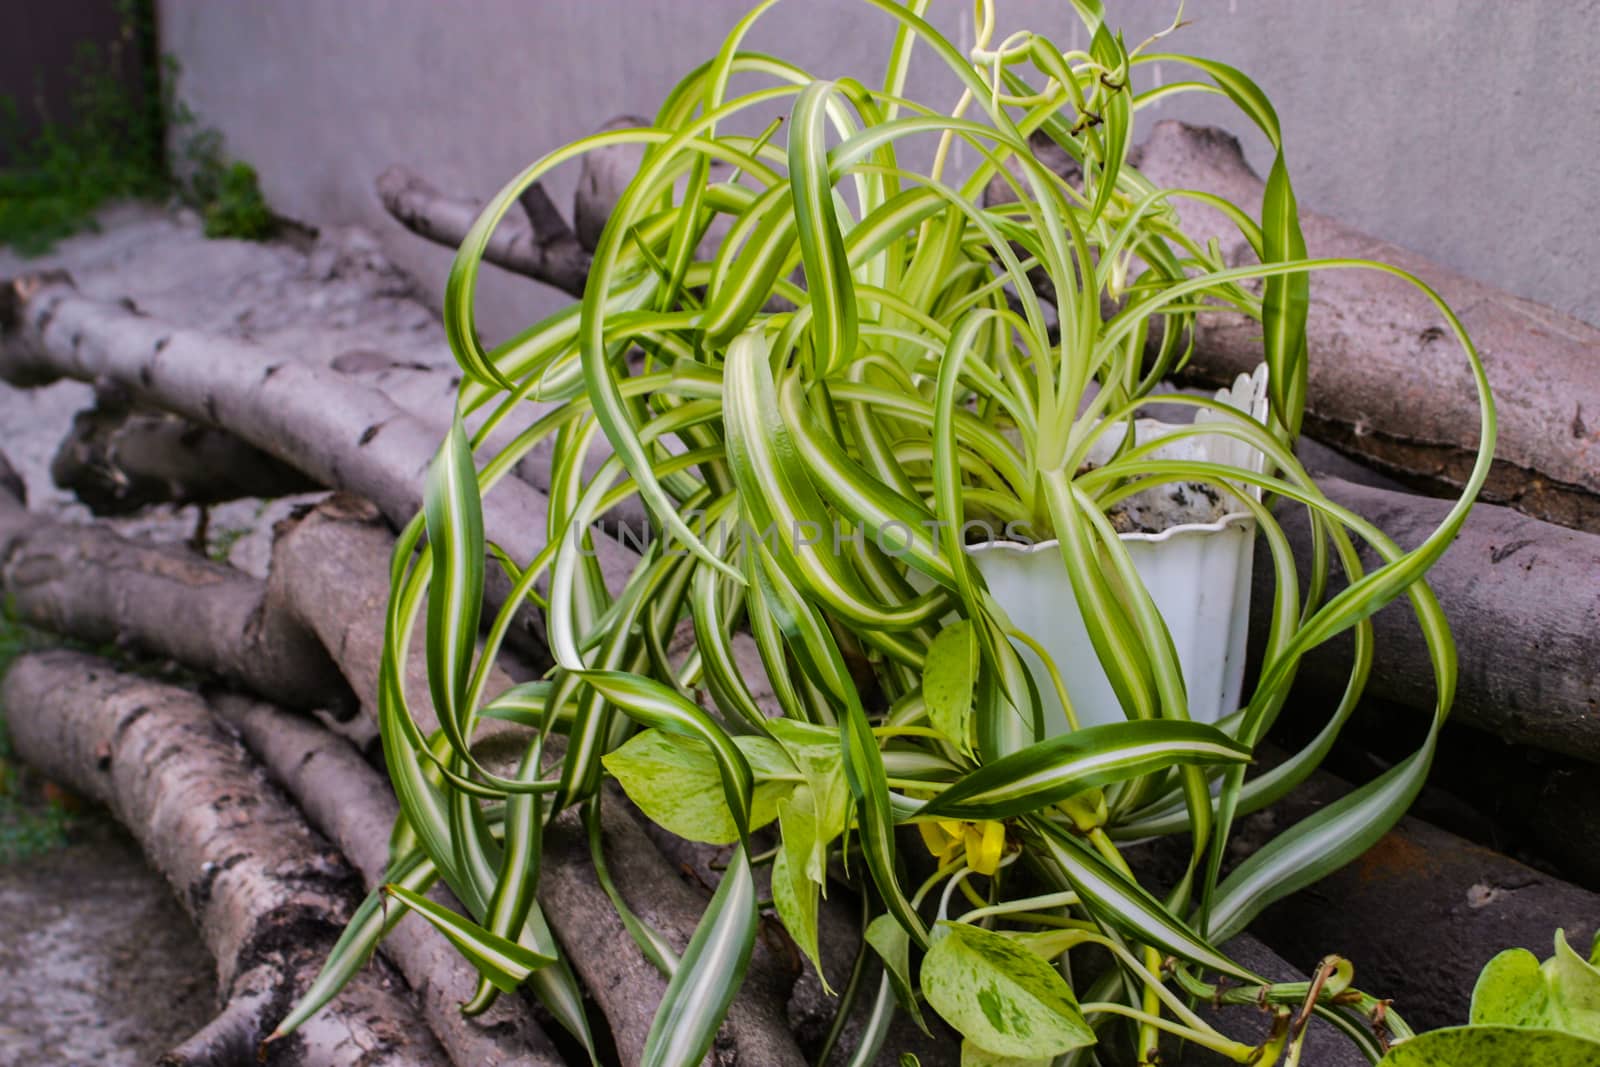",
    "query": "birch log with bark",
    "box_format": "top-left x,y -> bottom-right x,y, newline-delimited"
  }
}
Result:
1239,765 -> 1600,1031
375,167 -> 590,296
0,452 -> 352,715
267,495 -> 810,1067
0,481 -> 813,1065
207,693 -> 568,1067
1129,120 -> 1600,532
1257,474 -> 1600,762
0,651 -> 451,1067
52,396 -> 317,515
0,272 -> 637,652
